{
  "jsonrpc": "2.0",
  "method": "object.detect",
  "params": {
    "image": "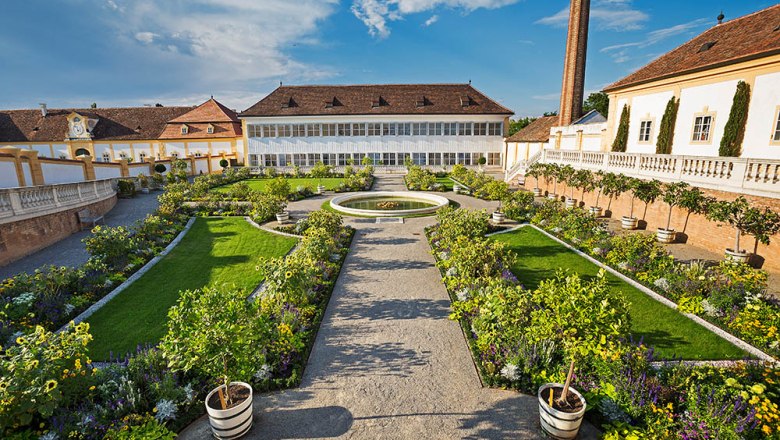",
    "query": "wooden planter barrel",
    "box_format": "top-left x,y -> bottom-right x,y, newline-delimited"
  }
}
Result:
538,384 -> 586,440
206,382 -> 253,439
